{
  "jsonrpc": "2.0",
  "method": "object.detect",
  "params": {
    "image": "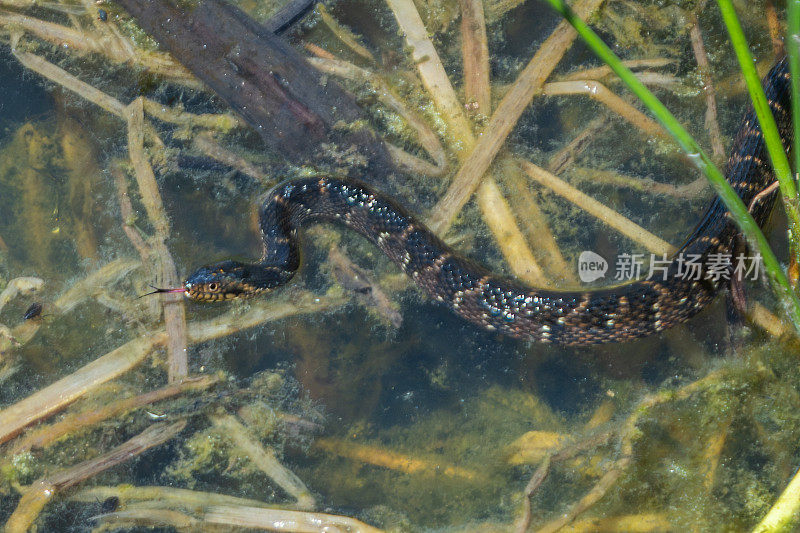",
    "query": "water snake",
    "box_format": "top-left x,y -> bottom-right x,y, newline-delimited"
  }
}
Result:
166,59 -> 792,345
